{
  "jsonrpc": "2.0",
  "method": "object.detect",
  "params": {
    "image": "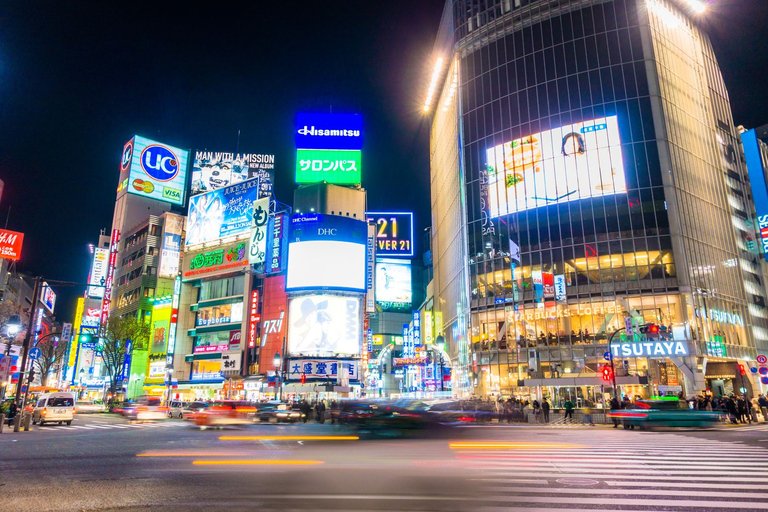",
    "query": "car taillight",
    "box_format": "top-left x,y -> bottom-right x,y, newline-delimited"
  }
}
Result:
158,407 -> 169,412
137,407 -> 147,411
42,408 -> 47,415
457,416 -> 476,422
73,408 -> 77,414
